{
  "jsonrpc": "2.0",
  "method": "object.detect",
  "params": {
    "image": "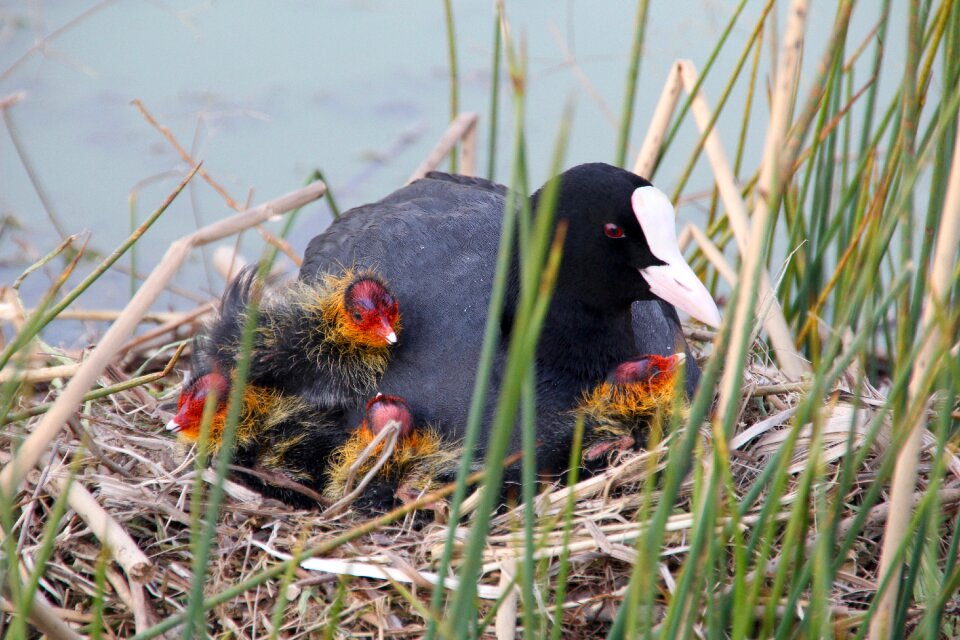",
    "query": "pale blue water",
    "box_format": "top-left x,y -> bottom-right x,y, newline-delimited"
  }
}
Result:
0,1 -> 906,346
